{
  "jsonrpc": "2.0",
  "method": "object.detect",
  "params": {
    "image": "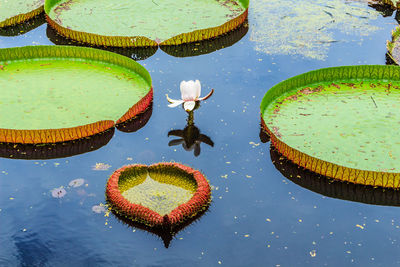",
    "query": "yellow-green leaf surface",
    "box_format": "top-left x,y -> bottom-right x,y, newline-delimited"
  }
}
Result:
0,46 -> 151,130
0,0 -> 44,25
261,65 -> 400,173
45,0 -> 247,42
